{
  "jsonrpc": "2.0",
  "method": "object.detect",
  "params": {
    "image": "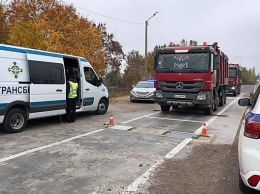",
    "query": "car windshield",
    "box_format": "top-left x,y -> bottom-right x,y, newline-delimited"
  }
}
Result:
156,53 -> 210,73
136,82 -> 154,88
